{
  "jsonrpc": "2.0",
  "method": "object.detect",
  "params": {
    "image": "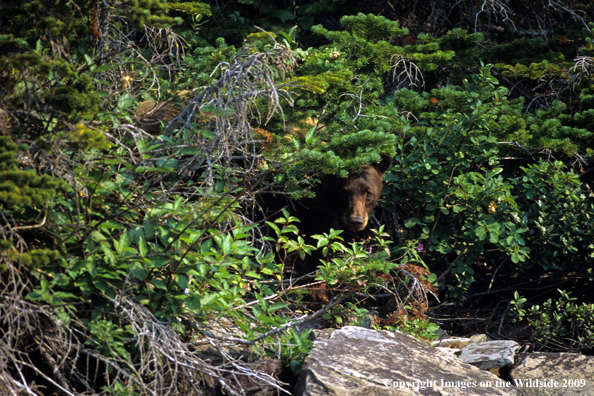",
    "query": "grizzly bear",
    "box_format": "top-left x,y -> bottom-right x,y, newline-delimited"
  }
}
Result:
328,155 -> 393,233
295,156 -> 393,236
262,155 -> 393,276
